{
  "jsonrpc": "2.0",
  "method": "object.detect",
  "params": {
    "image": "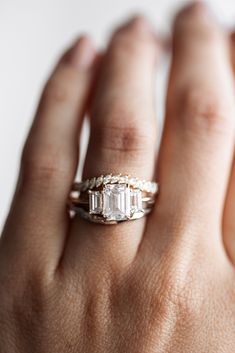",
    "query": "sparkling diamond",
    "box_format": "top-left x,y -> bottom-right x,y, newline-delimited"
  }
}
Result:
89,177 -> 96,189
129,177 -> 137,186
119,175 -> 128,184
110,175 -> 120,183
139,181 -> 145,191
96,176 -> 103,188
134,178 -> 144,189
103,175 -> 112,184
131,189 -> 143,213
103,184 -> 130,221
150,183 -> 158,194
89,191 -> 102,214
144,181 -> 152,193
